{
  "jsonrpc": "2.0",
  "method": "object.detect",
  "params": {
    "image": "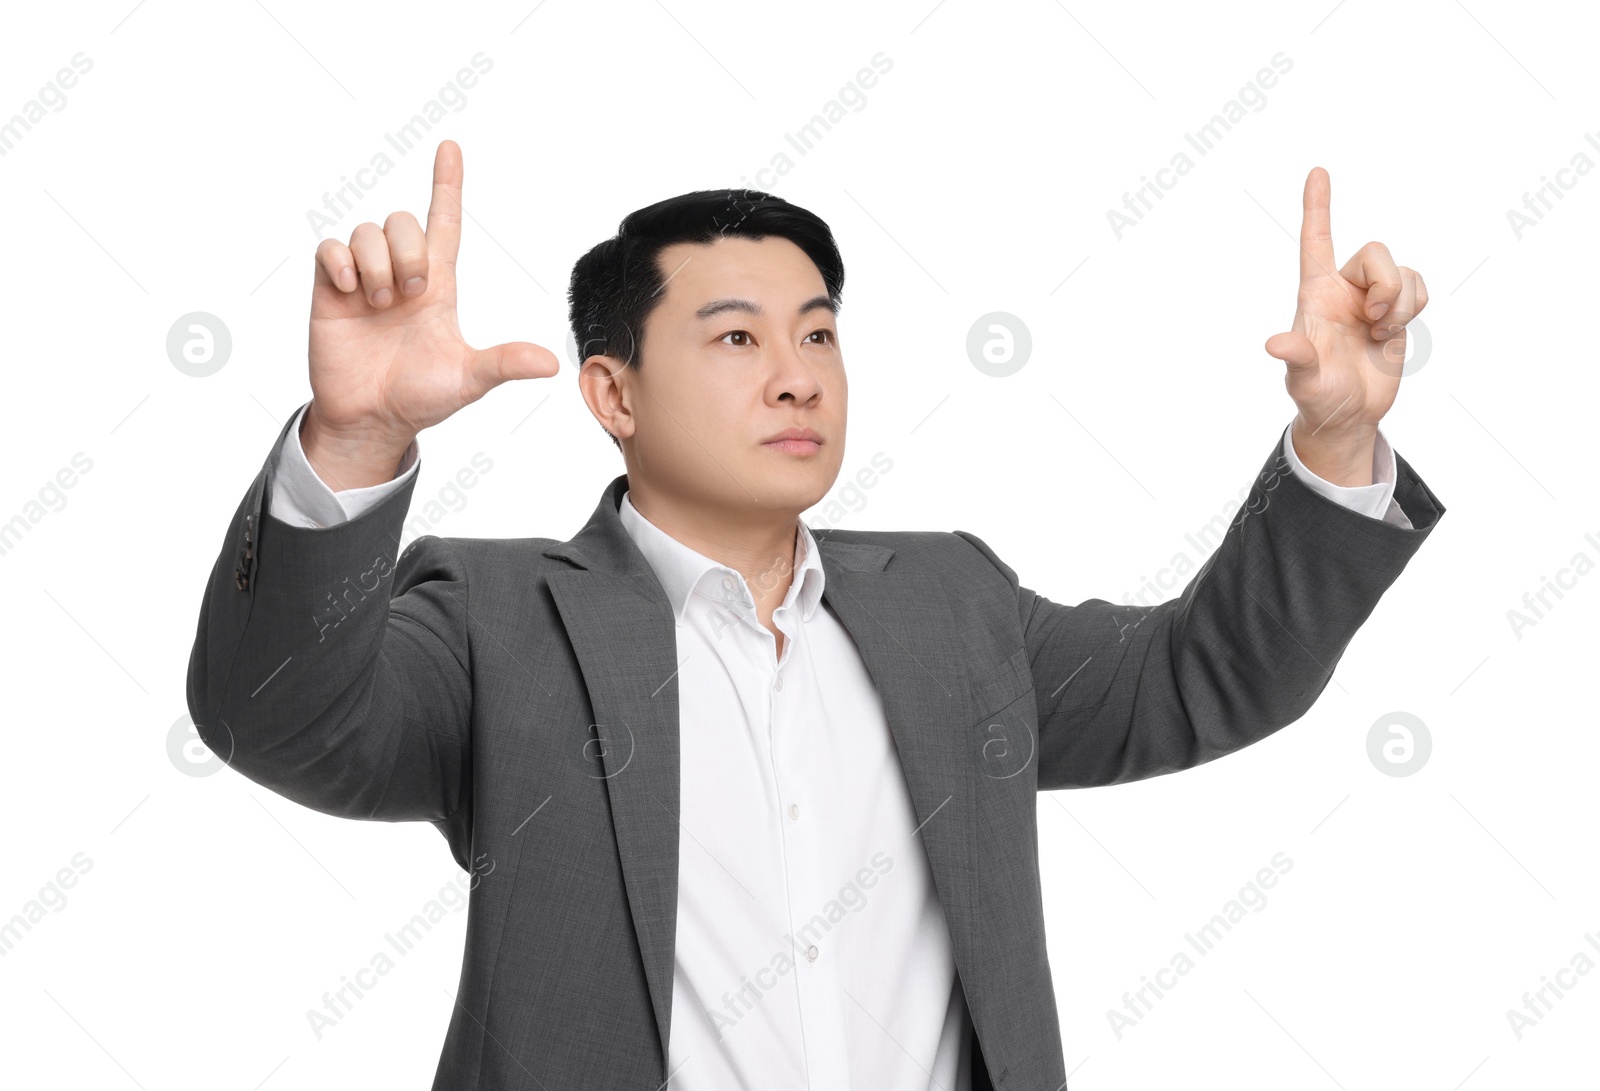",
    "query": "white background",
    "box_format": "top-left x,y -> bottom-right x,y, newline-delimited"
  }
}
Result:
0,0 -> 1593,1087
